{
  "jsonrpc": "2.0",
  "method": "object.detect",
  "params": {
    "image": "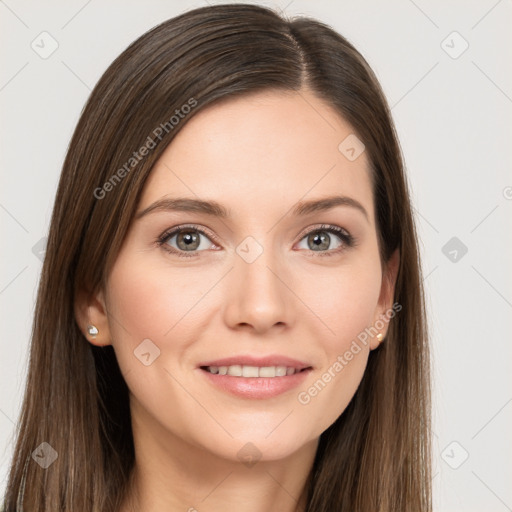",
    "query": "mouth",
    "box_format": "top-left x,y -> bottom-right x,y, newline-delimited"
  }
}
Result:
200,364 -> 311,378
196,356 -> 313,399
